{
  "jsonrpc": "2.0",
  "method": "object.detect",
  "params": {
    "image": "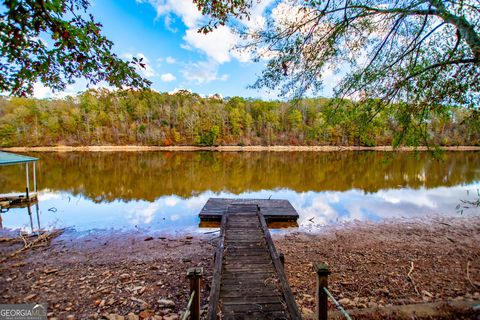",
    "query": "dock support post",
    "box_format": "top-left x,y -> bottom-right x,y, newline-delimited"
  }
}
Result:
35,203 -> 41,230
33,161 -> 37,193
279,252 -> 285,266
314,262 -> 330,320
25,163 -> 29,195
187,267 -> 203,320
